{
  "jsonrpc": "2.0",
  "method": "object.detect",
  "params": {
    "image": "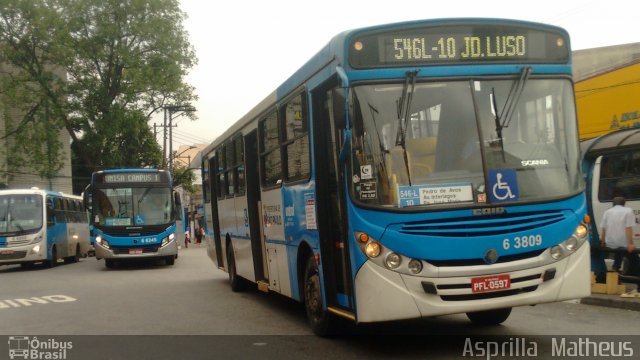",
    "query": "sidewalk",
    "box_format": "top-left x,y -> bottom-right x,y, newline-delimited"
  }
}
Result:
580,283 -> 640,312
